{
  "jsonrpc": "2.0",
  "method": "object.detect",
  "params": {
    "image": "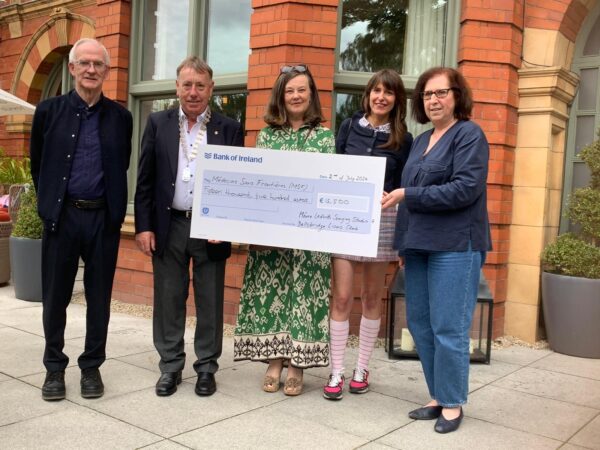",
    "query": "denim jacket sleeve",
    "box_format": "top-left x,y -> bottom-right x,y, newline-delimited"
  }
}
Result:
404,121 -> 489,213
